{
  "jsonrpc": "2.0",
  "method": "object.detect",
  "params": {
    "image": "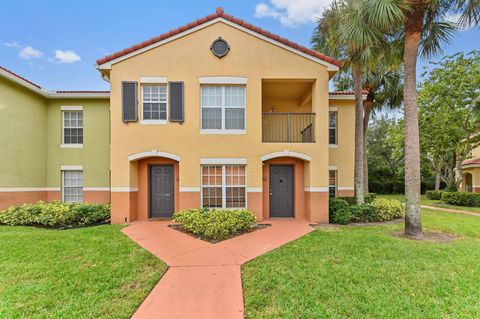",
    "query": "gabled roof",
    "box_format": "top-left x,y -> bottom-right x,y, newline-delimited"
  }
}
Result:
0,65 -> 109,99
96,7 -> 342,71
